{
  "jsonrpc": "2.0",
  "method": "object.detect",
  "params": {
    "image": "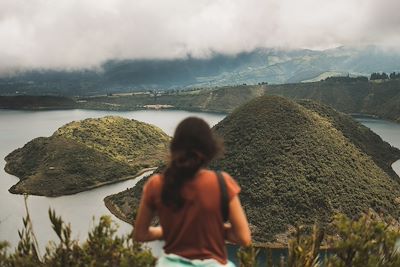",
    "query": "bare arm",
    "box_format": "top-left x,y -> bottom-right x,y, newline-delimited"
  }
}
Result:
133,195 -> 163,242
225,196 -> 251,246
